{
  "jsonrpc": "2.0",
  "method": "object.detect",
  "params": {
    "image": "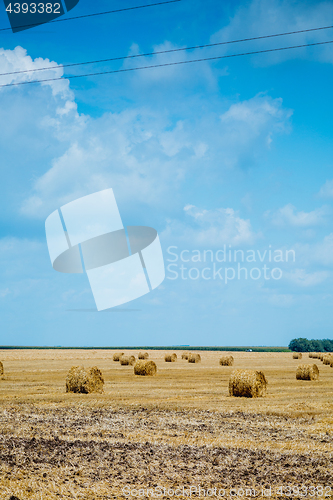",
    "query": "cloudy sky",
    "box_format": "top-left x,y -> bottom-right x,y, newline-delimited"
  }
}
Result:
0,0 -> 333,347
